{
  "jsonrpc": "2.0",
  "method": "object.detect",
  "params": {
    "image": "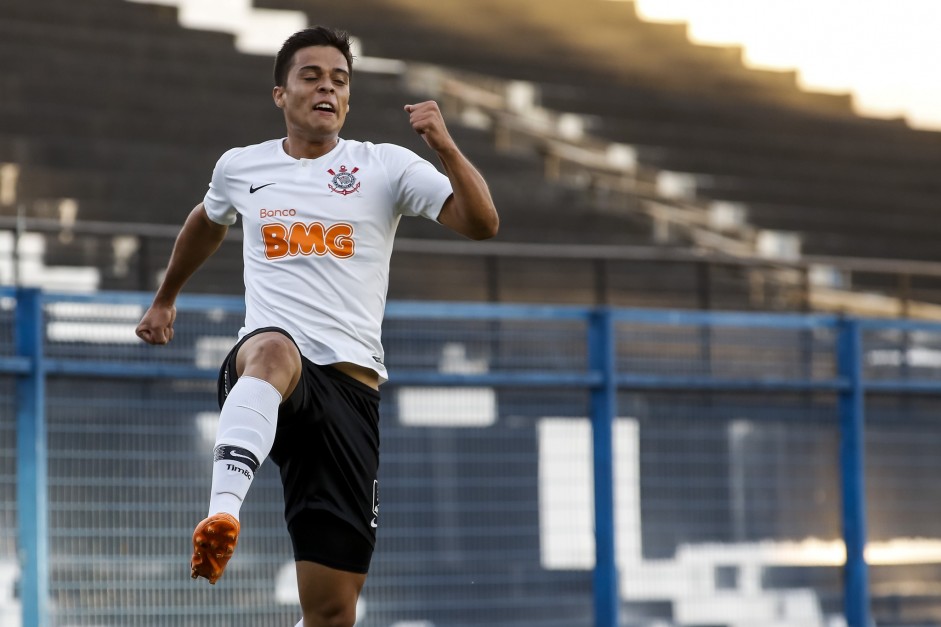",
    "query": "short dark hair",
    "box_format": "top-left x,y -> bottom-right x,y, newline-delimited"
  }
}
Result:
273,26 -> 354,87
